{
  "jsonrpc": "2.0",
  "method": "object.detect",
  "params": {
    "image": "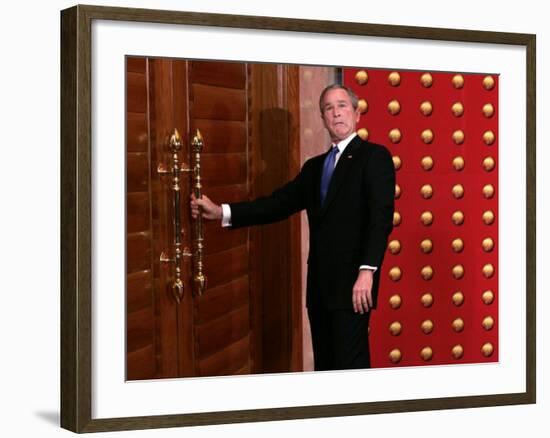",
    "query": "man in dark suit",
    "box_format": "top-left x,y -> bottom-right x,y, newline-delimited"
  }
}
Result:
191,84 -> 395,371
